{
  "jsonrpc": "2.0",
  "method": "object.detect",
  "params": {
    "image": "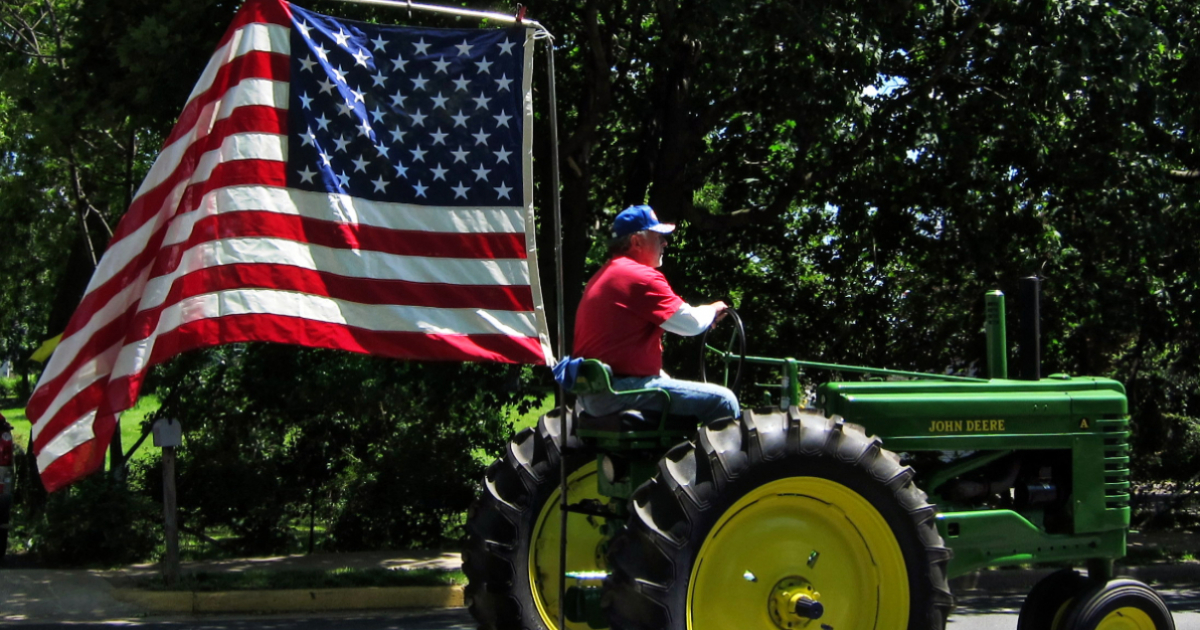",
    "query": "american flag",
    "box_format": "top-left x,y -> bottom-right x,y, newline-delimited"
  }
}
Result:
27,0 -> 554,492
